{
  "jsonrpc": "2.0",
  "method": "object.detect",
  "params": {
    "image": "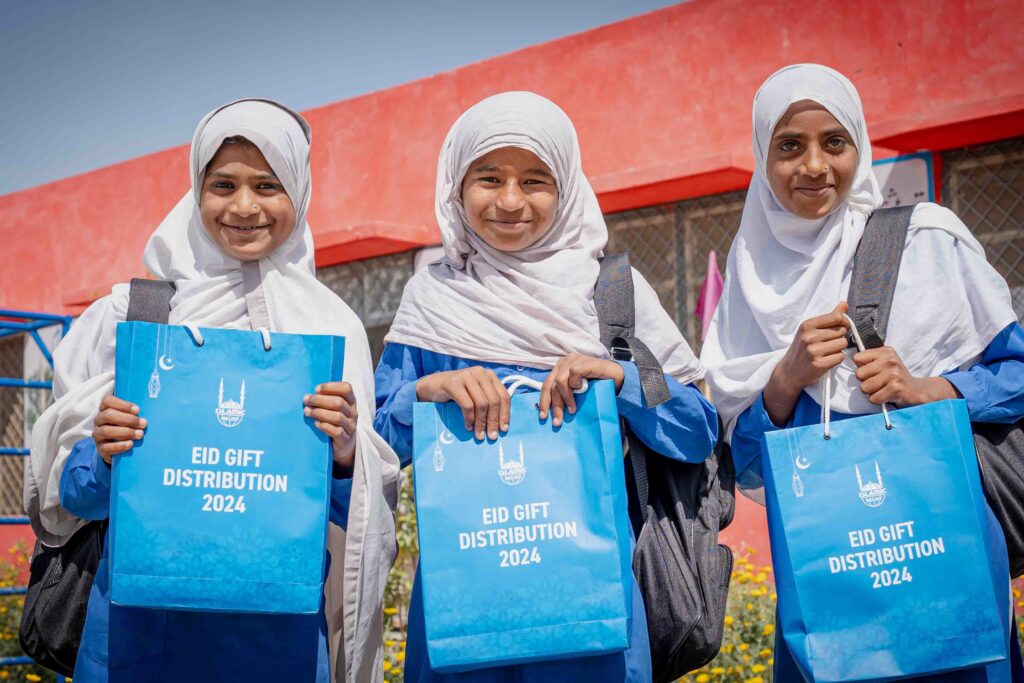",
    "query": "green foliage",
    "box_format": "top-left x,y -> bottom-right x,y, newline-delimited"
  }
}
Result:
383,468 -> 417,681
